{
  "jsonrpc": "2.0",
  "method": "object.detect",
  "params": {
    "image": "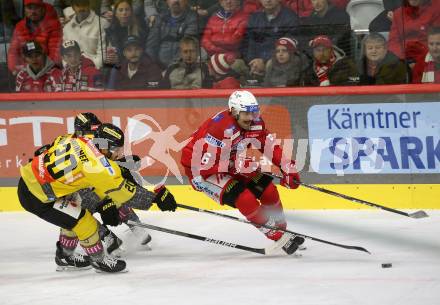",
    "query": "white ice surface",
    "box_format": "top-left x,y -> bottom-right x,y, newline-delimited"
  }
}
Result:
1,210 -> 439,305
